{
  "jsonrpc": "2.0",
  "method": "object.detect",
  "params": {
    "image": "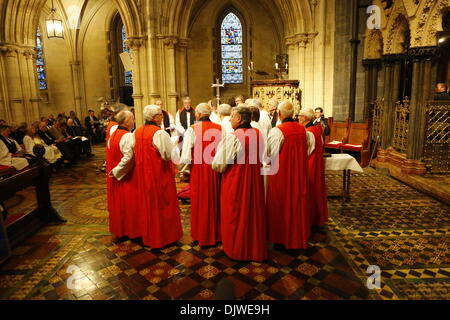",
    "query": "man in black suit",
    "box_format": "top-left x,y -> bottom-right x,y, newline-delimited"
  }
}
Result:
67,119 -> 92,157
84,109 -> 100,144
313,107 -> 330,137
37,121 -> 75,164
69,111 -> 84,133
434,83 -> 450,100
